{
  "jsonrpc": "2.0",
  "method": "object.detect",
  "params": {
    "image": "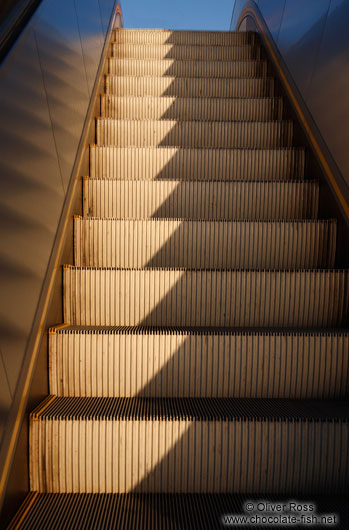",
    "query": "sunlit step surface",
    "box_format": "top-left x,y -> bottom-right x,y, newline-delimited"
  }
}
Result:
63,268 -> 348,327
83,179 -> 319,220
113,28 -> 257,46
90,146 -> 305,180
101,96 -> 283,121
74,219 -> 336,269
96,119 -> 293,148
112,43 -> 261,61
108,58 -> 268,78
30,396 -> 349,494
50,326 -> 349,399
105,76 -> 275,98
